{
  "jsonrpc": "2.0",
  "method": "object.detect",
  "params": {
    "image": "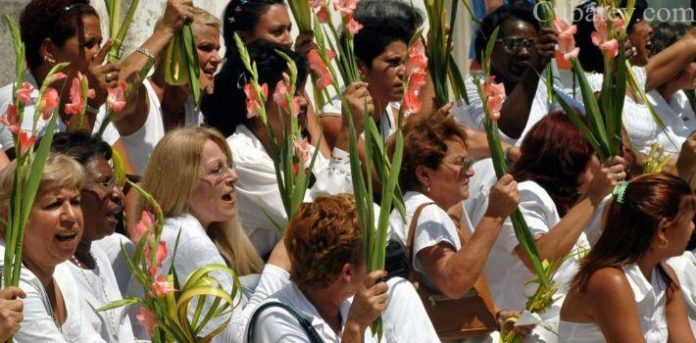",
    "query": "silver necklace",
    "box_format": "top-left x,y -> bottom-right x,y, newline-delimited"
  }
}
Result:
70,255 -> 119,339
